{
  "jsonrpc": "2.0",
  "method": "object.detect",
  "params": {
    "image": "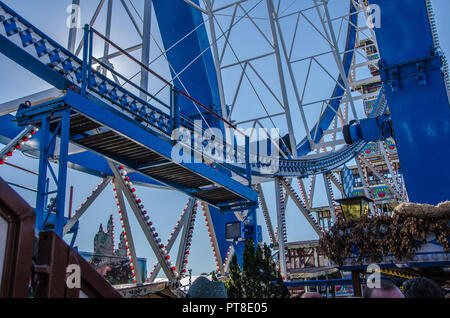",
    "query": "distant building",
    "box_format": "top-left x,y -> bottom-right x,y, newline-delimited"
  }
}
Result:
82,215 -> 146,285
